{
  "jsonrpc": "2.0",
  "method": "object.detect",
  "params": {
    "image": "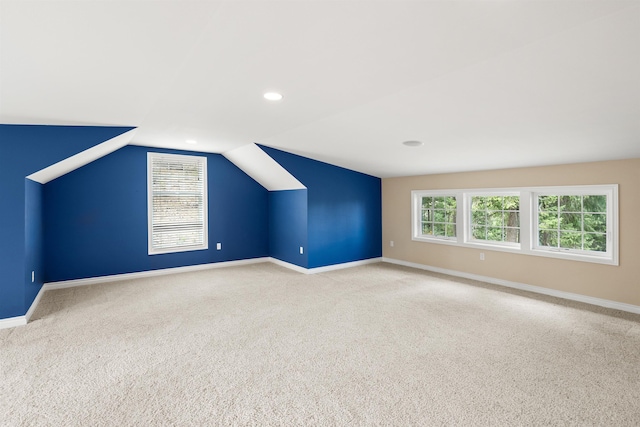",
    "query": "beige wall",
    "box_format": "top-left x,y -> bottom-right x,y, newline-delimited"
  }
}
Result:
382,158 -> 640,307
